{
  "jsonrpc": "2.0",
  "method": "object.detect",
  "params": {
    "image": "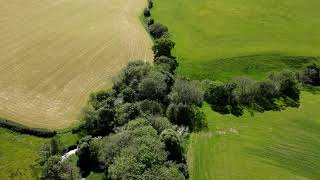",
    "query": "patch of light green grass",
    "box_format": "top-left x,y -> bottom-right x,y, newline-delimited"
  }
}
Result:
58,132 -> 80,149
0,128 -> 47,179
87,172 -> 104,180
152,0 -> 320,81
188,91 -> 320,180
